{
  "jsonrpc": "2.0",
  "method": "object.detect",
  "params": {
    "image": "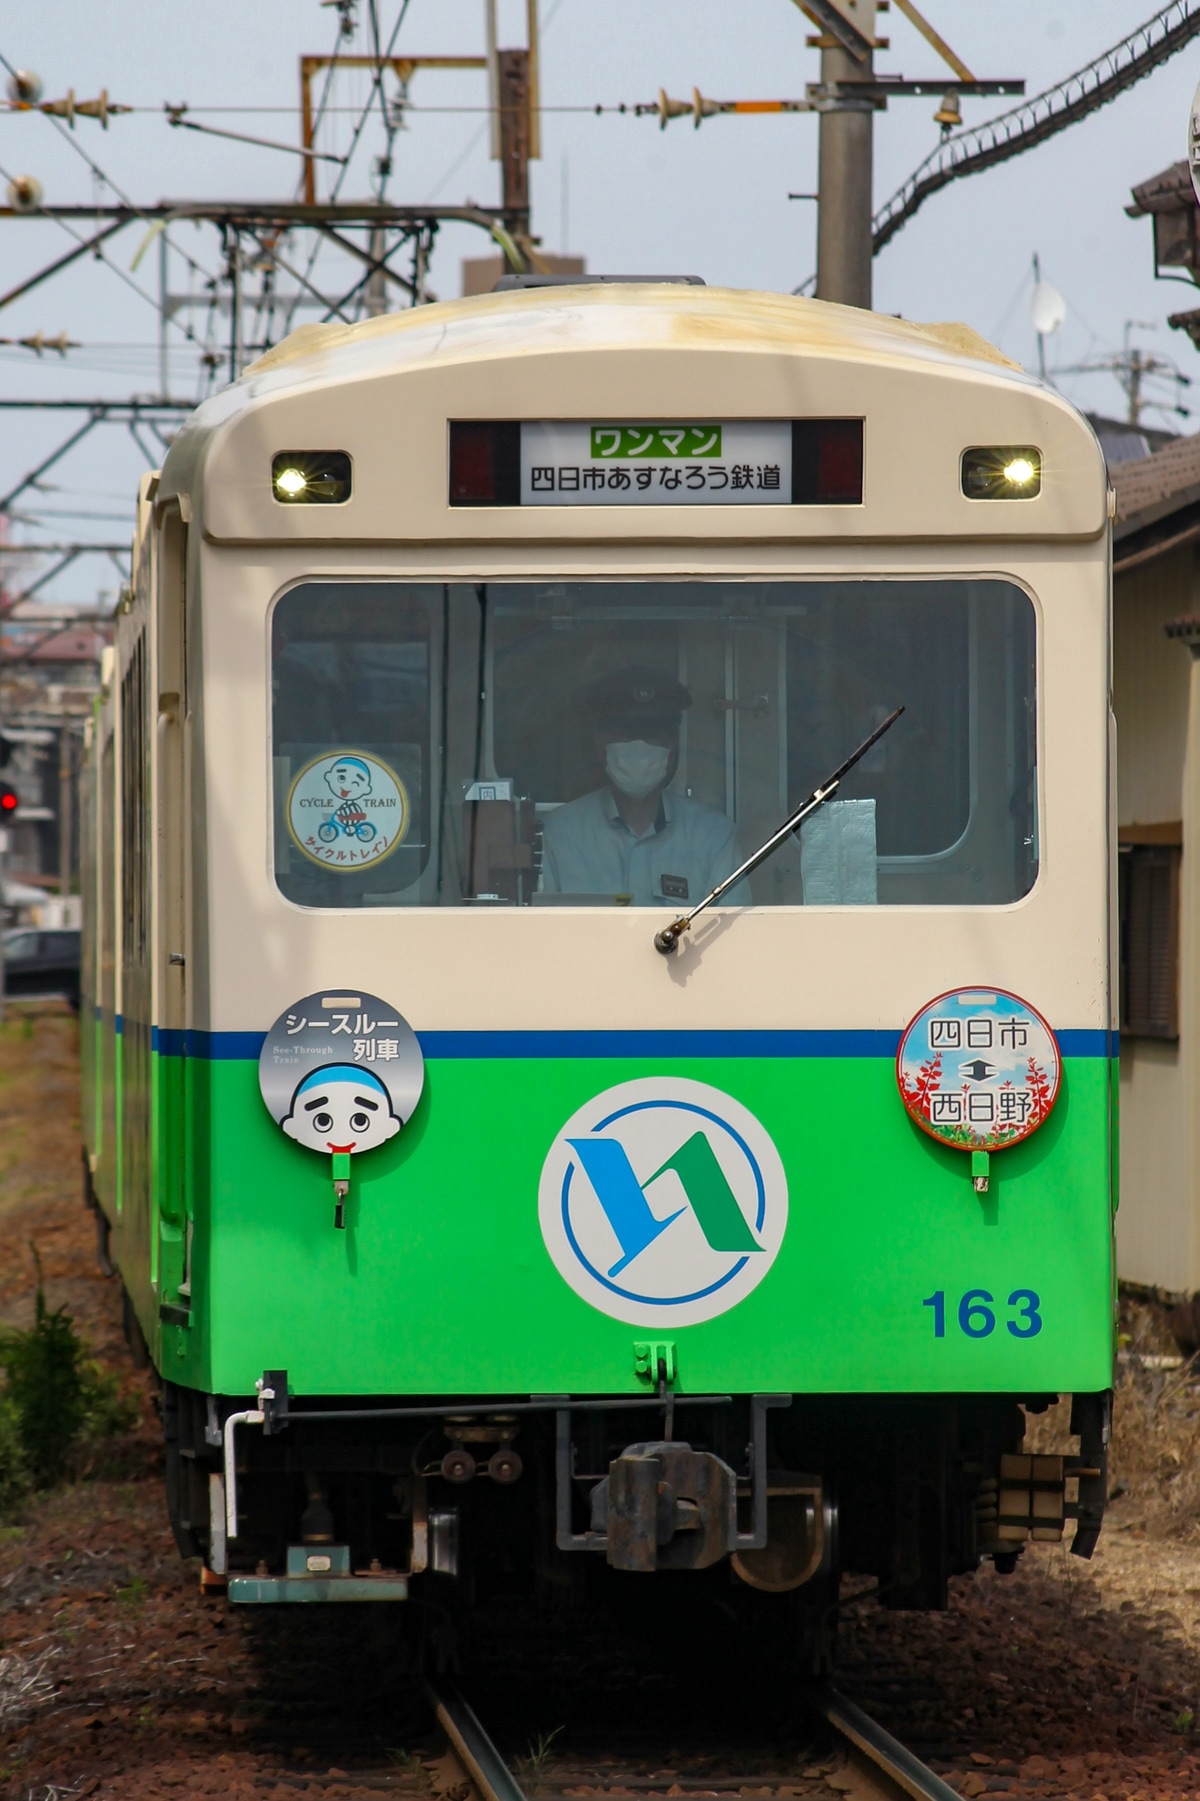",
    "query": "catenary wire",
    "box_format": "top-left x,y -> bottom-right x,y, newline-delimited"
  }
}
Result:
0,152 -> 207,354
0,45 -> 220,294
281,0 -> 415,335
